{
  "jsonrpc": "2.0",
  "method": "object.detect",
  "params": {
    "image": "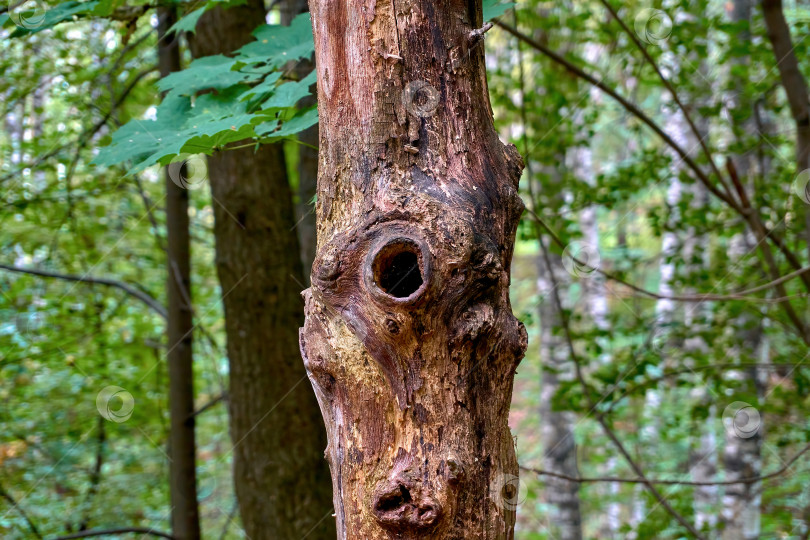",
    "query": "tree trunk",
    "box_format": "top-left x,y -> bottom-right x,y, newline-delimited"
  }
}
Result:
280,0 -> 319,285
188,2 -> 335,538
761,0 -> 810,258
301,2 -> 528,537
536,246 -> 582,540
722,3 -> 766,536
157,7 -> 201,540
